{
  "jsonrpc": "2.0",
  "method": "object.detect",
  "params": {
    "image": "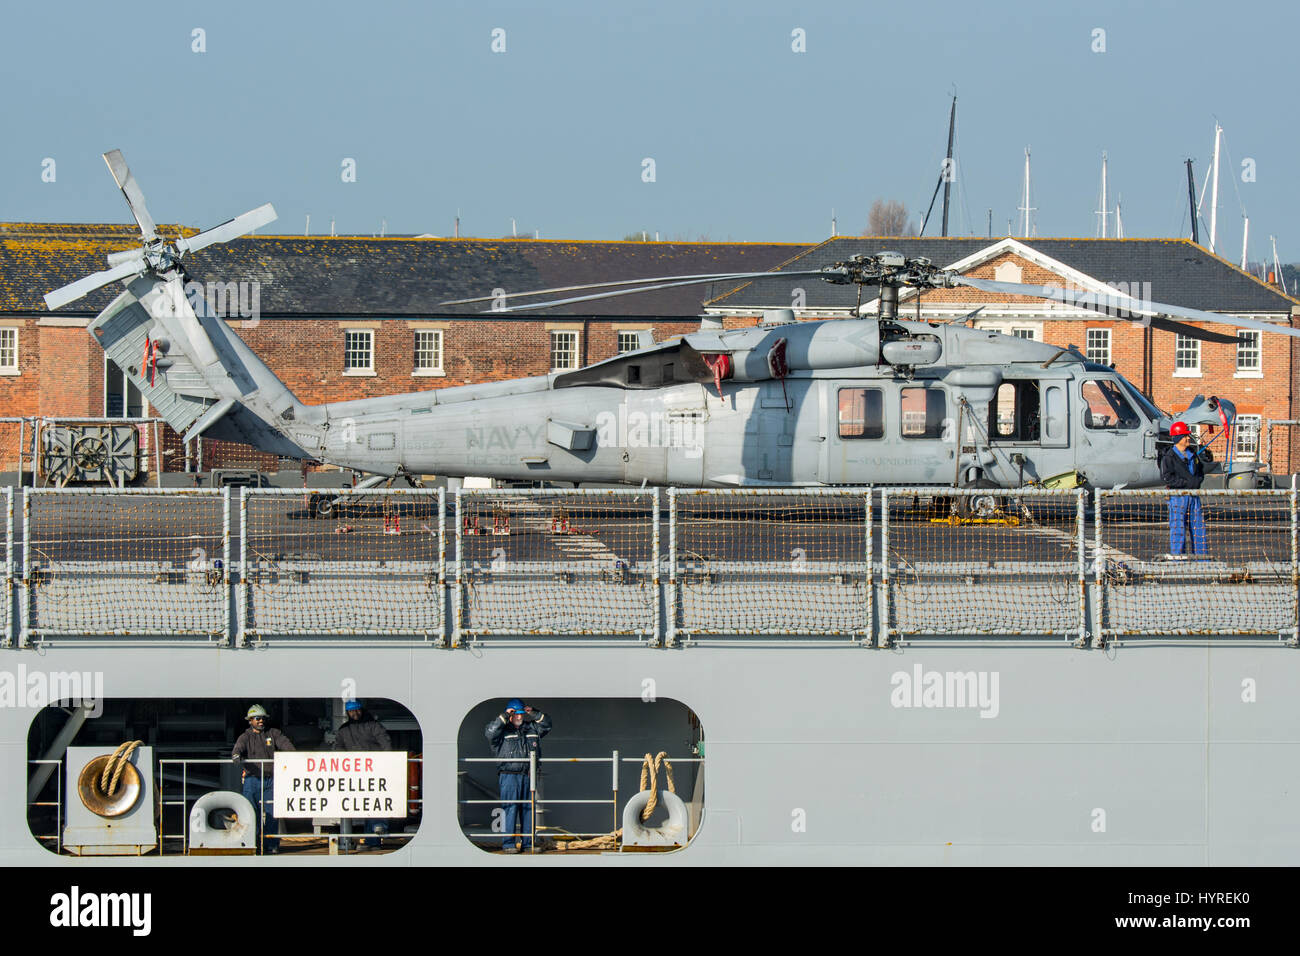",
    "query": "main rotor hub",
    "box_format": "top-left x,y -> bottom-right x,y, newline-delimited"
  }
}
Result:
817,253 -> 955,319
